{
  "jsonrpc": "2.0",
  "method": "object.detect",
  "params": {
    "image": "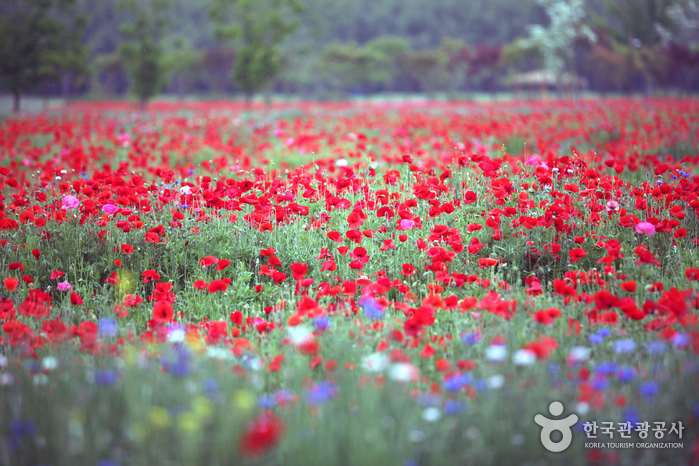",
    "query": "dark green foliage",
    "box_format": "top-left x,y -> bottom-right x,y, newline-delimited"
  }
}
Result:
0,0 -> 88,112
118,0 -> 171,107
210,0 -> 305,104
